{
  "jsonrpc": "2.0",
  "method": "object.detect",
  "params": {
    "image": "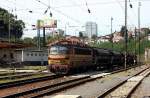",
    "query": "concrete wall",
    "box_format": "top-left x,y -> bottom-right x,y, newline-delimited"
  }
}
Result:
0,49 -> 48,66
0,49 -> 15,62
15,50 -> 48,65
145,48 -> 150,63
